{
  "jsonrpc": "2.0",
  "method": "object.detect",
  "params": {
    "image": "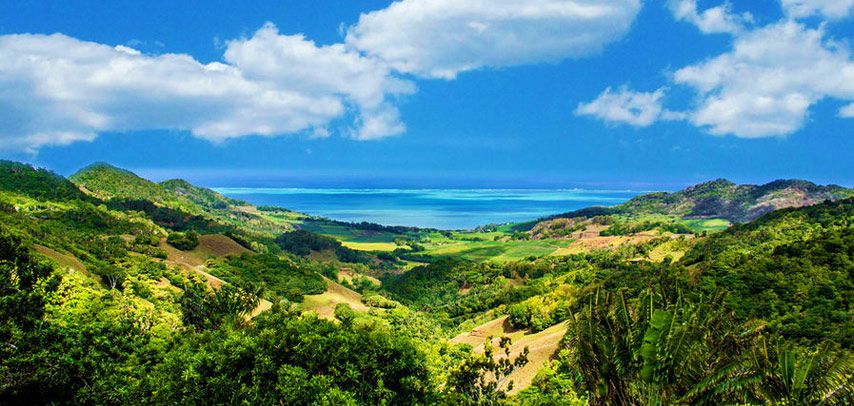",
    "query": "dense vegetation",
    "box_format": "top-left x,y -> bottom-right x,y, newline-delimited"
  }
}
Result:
1,161 -> 851,404
0,161 -> 90,202
276,229 -> 370,263
683,199 -> 853,345
166,230 -> 200,251
206,253 -> 326,302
